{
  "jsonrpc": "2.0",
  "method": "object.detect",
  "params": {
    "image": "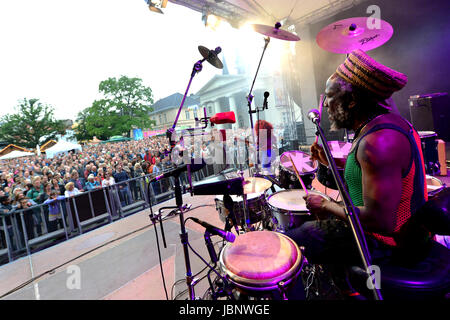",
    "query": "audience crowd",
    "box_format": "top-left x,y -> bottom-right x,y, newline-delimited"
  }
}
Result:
0,136 -> 175,243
